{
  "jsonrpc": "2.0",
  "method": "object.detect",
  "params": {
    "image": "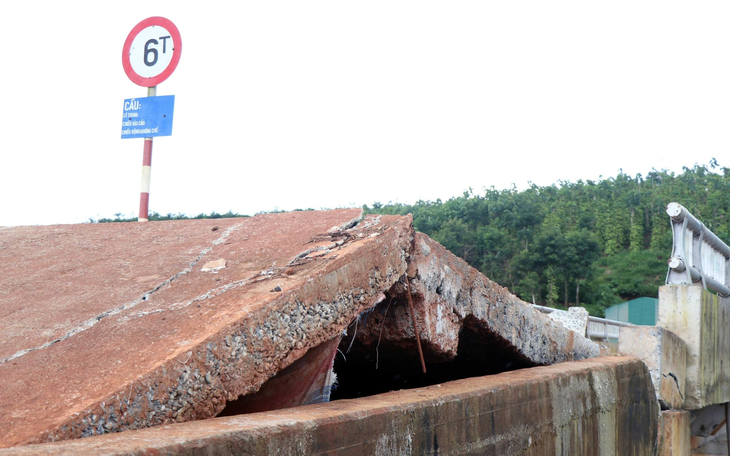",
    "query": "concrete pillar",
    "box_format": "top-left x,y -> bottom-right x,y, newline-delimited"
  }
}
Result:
658,285 -> 730,409
618,325 -> 687,409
